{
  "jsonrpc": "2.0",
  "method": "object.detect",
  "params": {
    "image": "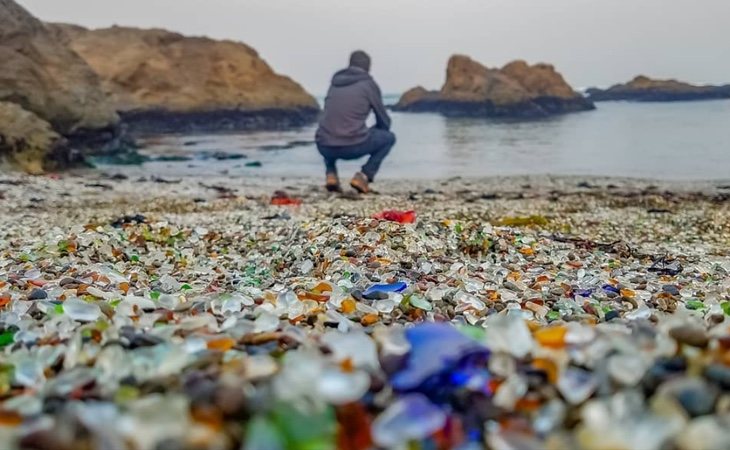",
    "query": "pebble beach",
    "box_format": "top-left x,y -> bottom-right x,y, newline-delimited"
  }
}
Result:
2,171 -> 730,450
